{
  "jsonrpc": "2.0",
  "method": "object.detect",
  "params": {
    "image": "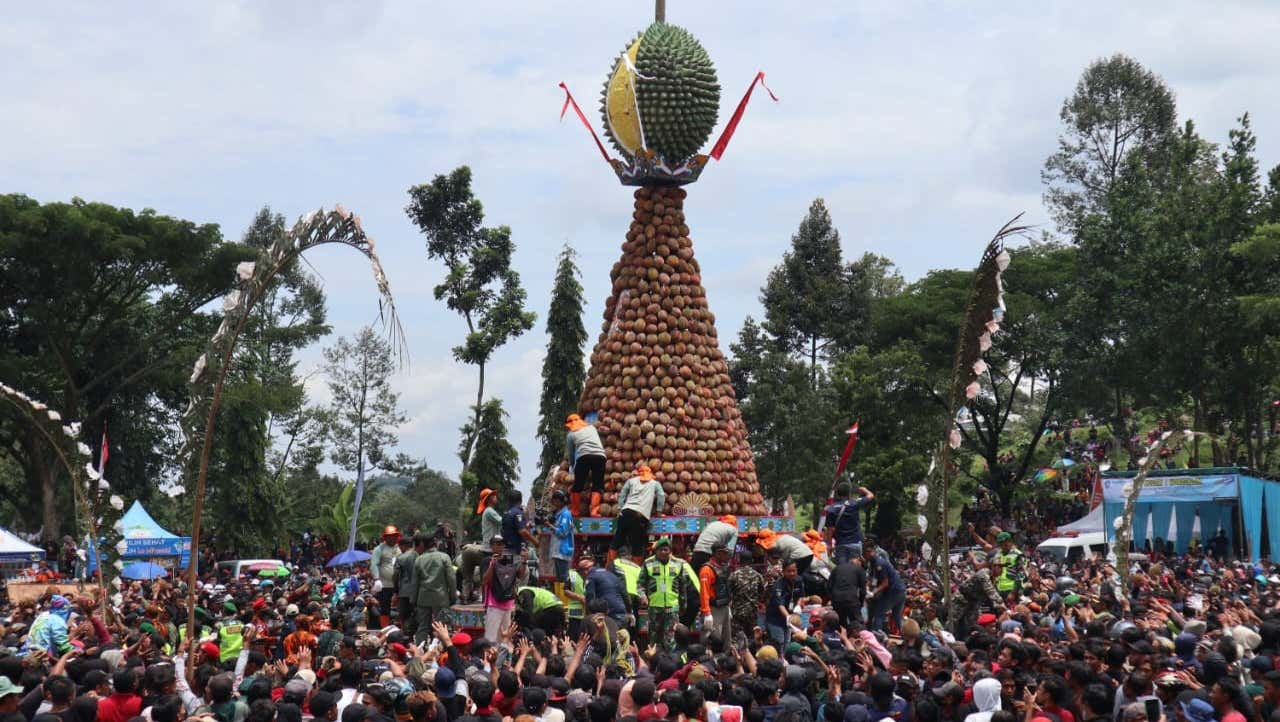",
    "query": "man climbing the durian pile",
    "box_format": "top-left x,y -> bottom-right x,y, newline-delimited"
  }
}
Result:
612,463 -> 666,564
564,413 -> 607,517
691,514 -> 738,573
